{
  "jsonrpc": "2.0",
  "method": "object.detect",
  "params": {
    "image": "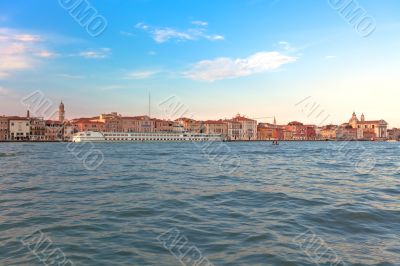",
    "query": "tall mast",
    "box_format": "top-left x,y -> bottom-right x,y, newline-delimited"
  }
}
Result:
148,92 -> 151,118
